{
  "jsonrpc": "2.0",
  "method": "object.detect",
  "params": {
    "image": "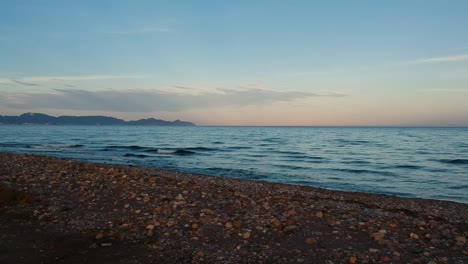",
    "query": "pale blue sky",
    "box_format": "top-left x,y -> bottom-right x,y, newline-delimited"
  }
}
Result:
1,1 -> 467,125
